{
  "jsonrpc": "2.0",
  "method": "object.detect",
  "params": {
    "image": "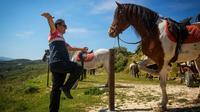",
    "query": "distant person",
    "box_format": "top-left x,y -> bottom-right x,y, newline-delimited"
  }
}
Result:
41,12 -> 87,112
130,61 -> 139,78
90,69 -> 96,75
